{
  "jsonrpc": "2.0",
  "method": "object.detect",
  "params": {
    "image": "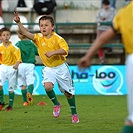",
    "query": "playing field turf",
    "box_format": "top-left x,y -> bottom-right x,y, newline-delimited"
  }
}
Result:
0,95 -> 127,133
